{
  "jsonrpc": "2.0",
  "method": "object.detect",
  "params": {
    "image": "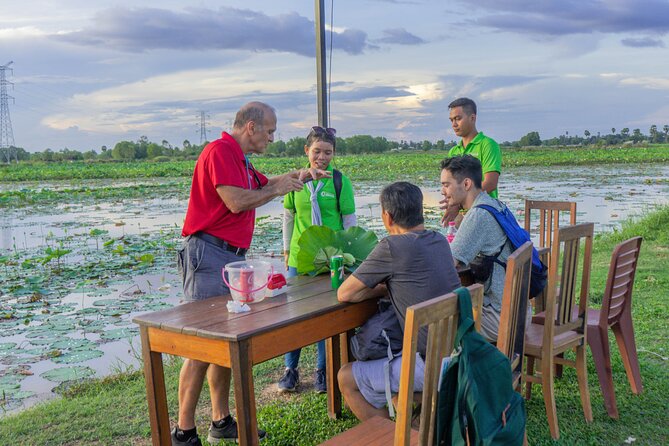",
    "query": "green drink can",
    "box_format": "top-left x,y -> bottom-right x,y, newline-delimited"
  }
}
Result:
330,255 -> 345,290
